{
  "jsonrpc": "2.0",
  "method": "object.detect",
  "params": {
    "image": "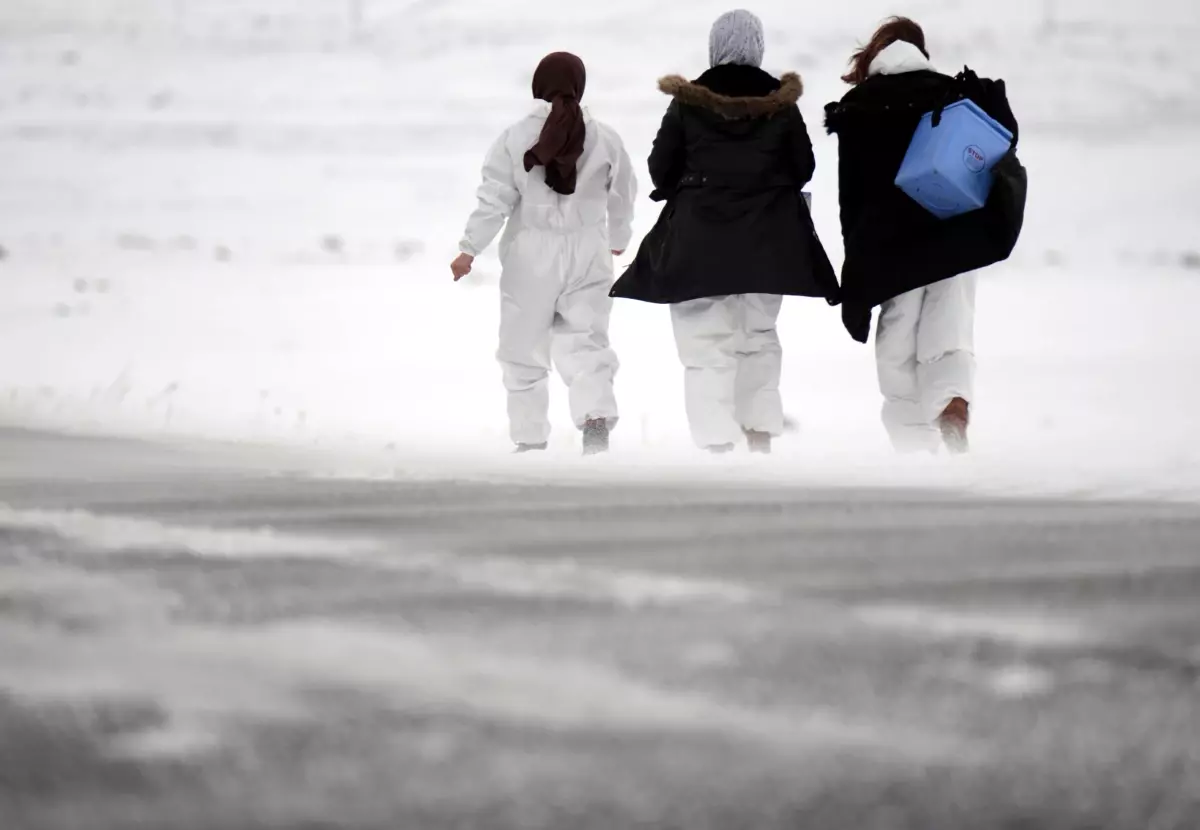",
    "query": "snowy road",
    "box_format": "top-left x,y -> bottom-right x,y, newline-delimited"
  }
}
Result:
1,428 -> 1199,829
